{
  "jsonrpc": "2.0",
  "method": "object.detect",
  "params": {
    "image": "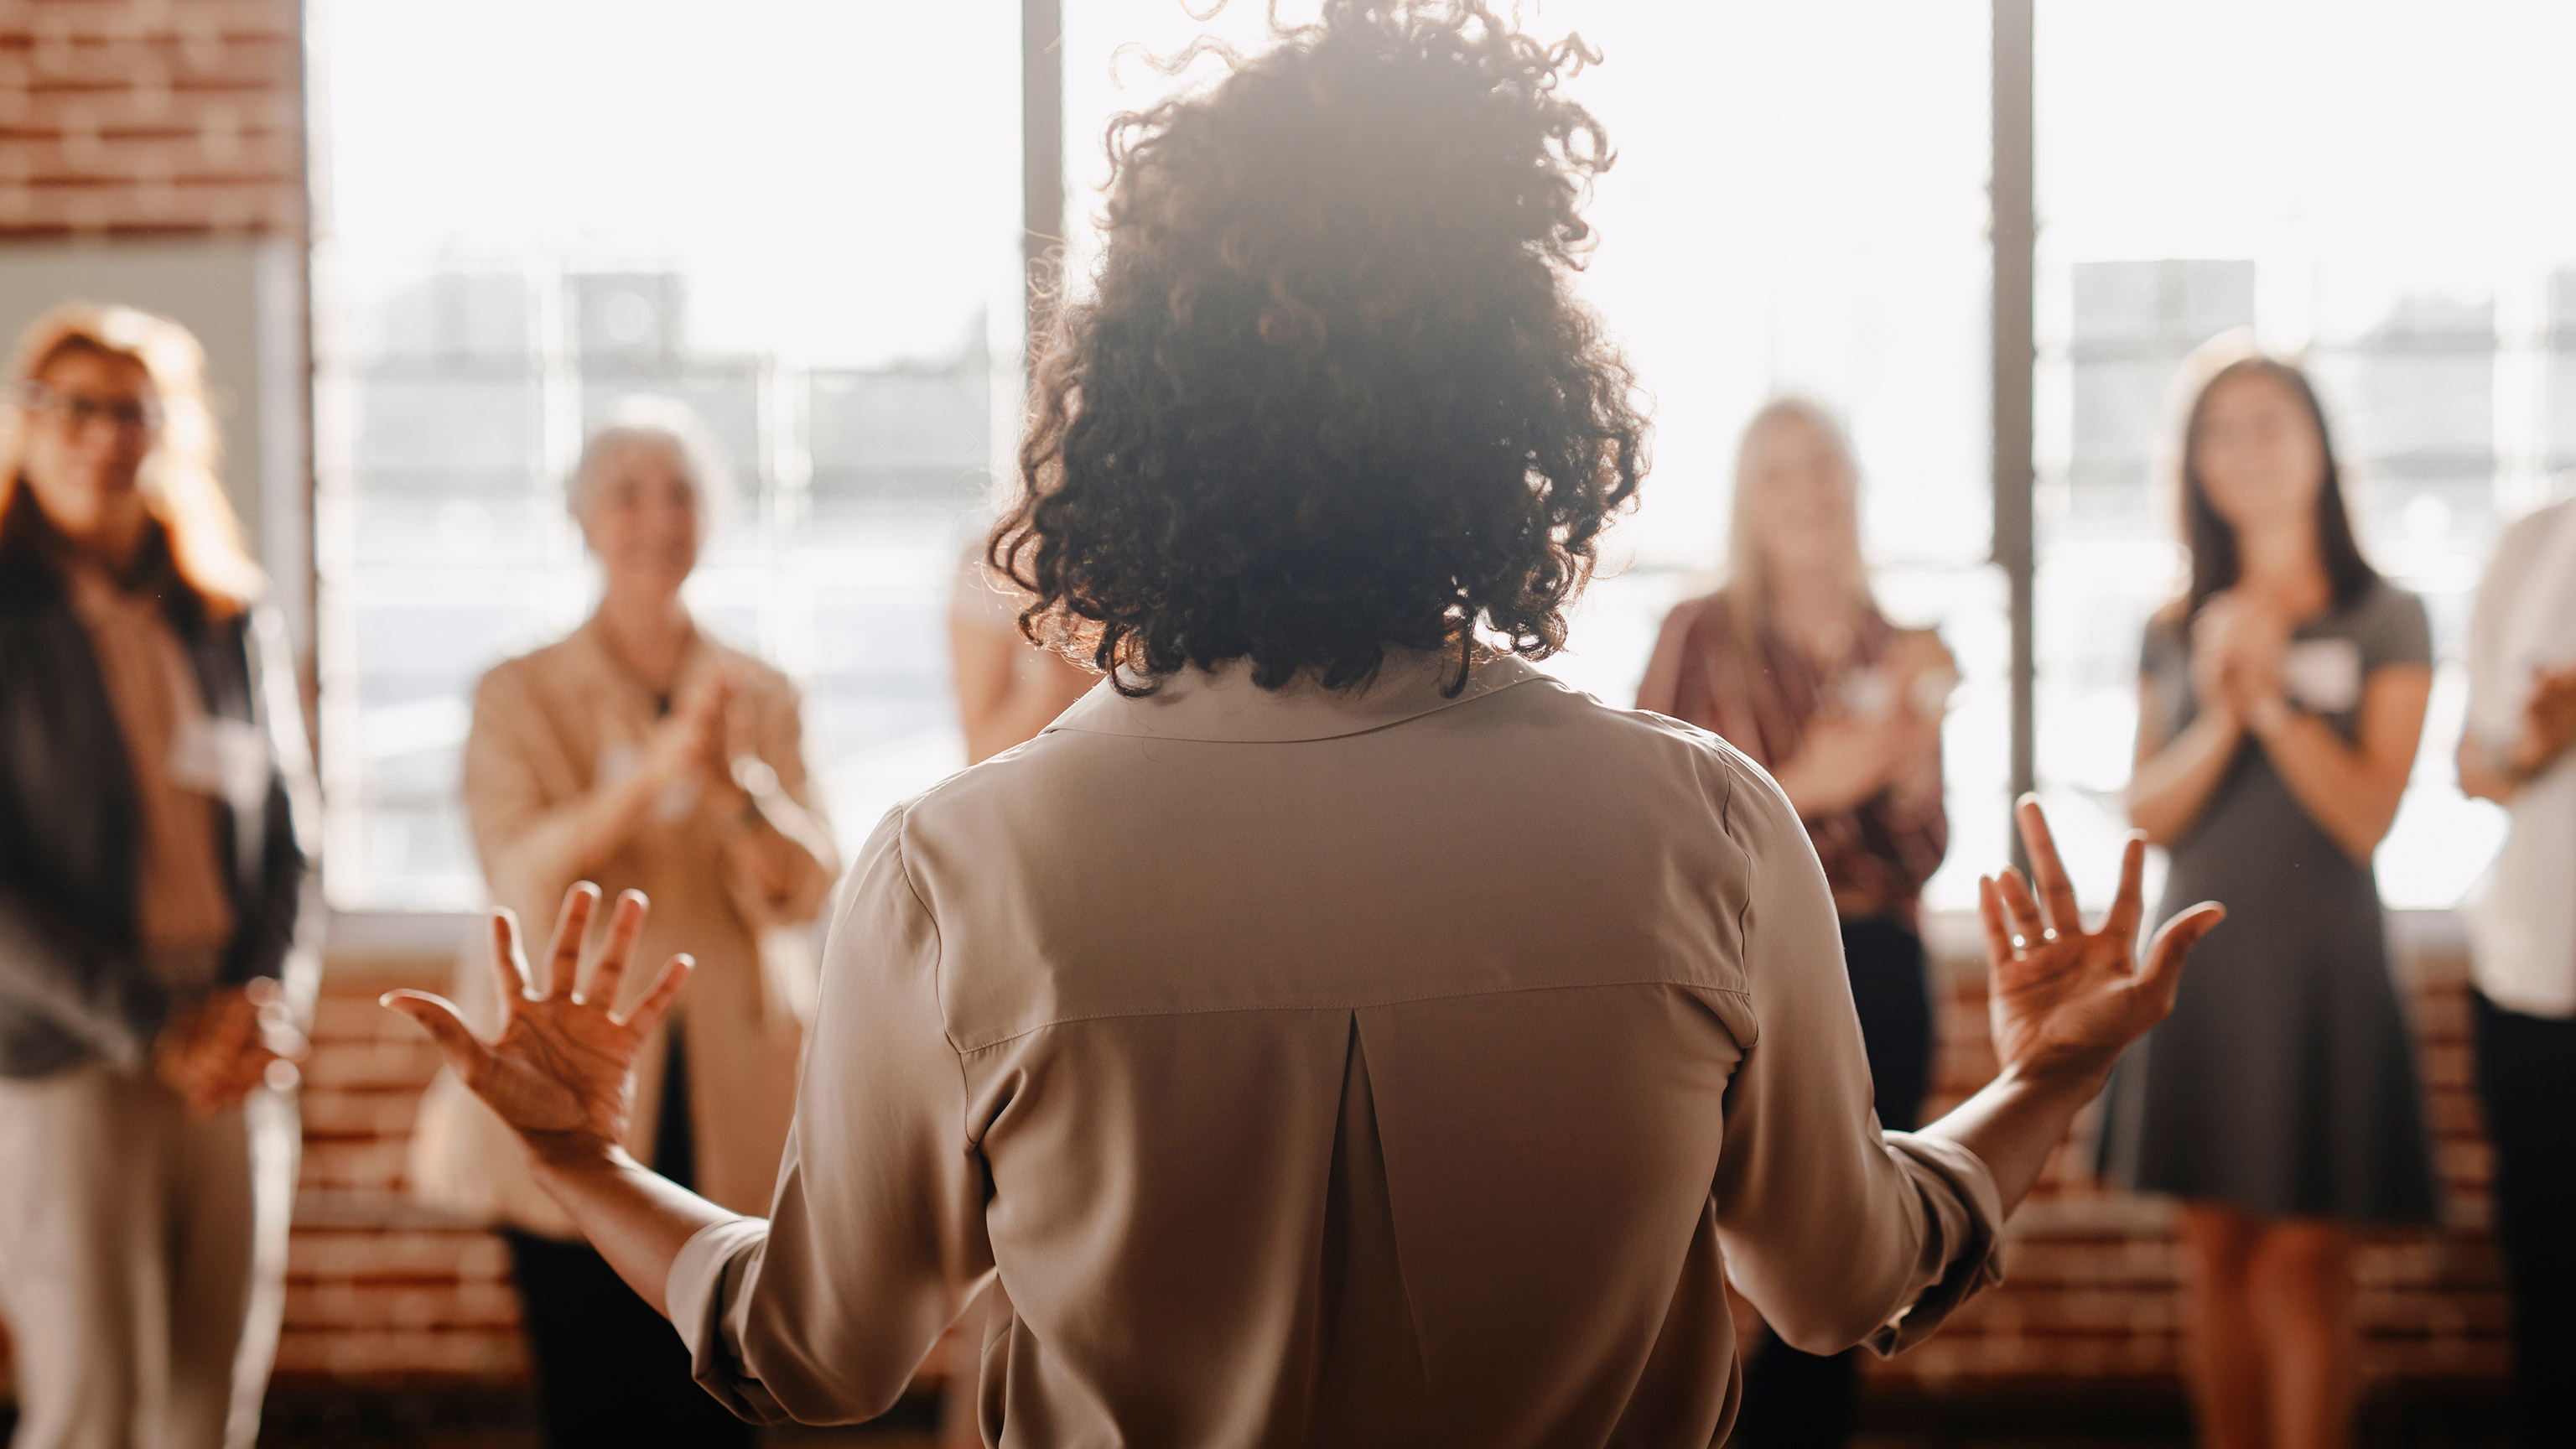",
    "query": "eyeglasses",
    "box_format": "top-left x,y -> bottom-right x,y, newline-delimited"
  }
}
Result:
12,380 -> 164,435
